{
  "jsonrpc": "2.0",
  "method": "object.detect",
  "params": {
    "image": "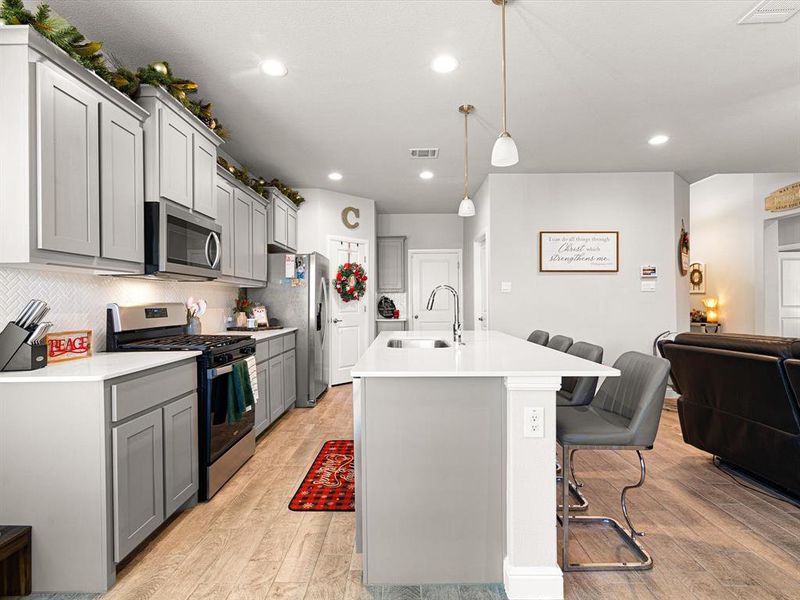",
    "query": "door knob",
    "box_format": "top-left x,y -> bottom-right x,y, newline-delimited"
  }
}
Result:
414,315 -> 419,319
332,318 -> 343,324
478,316 -> 485,322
